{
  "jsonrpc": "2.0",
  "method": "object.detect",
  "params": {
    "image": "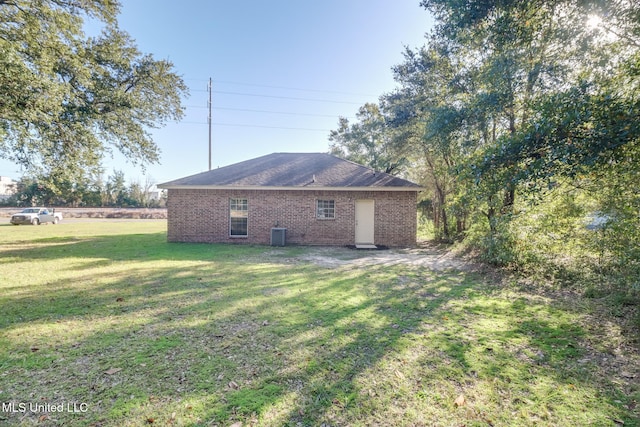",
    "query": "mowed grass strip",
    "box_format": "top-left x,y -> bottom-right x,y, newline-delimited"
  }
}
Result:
0,221 -> 637,426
